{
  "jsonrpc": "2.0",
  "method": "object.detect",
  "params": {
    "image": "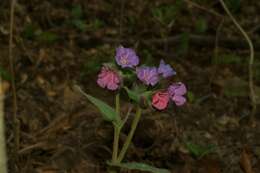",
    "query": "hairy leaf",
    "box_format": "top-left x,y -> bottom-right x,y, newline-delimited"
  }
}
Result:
84,93 -> 117,122
185,142 -> 216,158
